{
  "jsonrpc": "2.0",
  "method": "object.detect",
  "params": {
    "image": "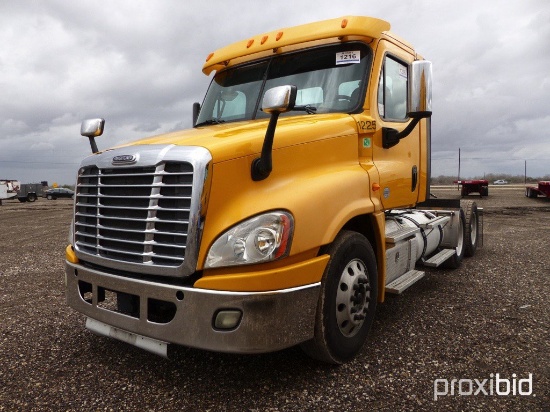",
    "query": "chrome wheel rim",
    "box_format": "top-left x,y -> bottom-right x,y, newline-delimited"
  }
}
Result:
335,258 -> 371,337
470,211 -> 477,246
